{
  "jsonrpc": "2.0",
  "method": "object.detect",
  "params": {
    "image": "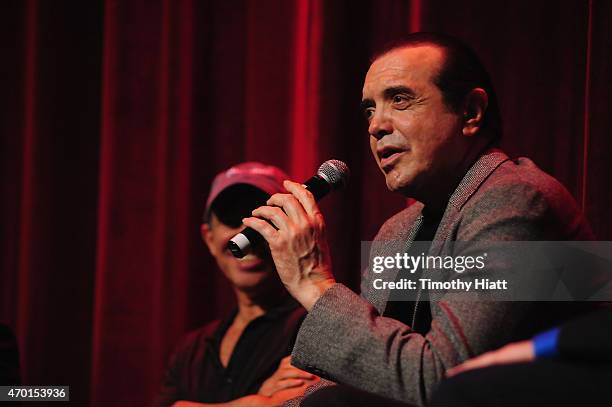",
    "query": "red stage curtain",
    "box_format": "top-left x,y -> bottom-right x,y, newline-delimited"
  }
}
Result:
1,0 -> 611,405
